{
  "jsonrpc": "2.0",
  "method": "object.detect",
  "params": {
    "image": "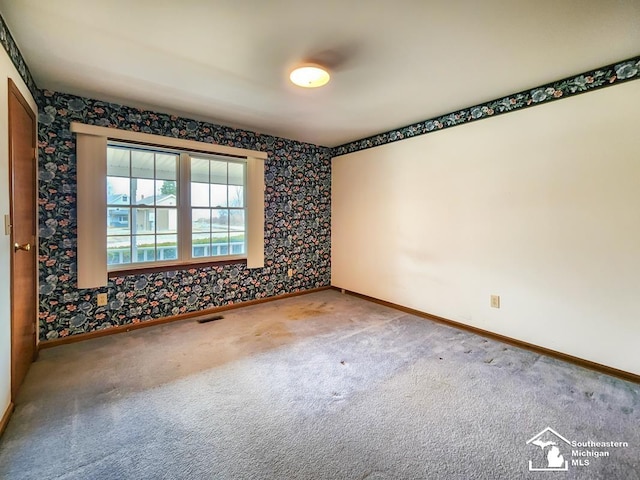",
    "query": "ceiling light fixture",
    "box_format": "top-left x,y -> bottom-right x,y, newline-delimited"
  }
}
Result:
289,64 -> 330,88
